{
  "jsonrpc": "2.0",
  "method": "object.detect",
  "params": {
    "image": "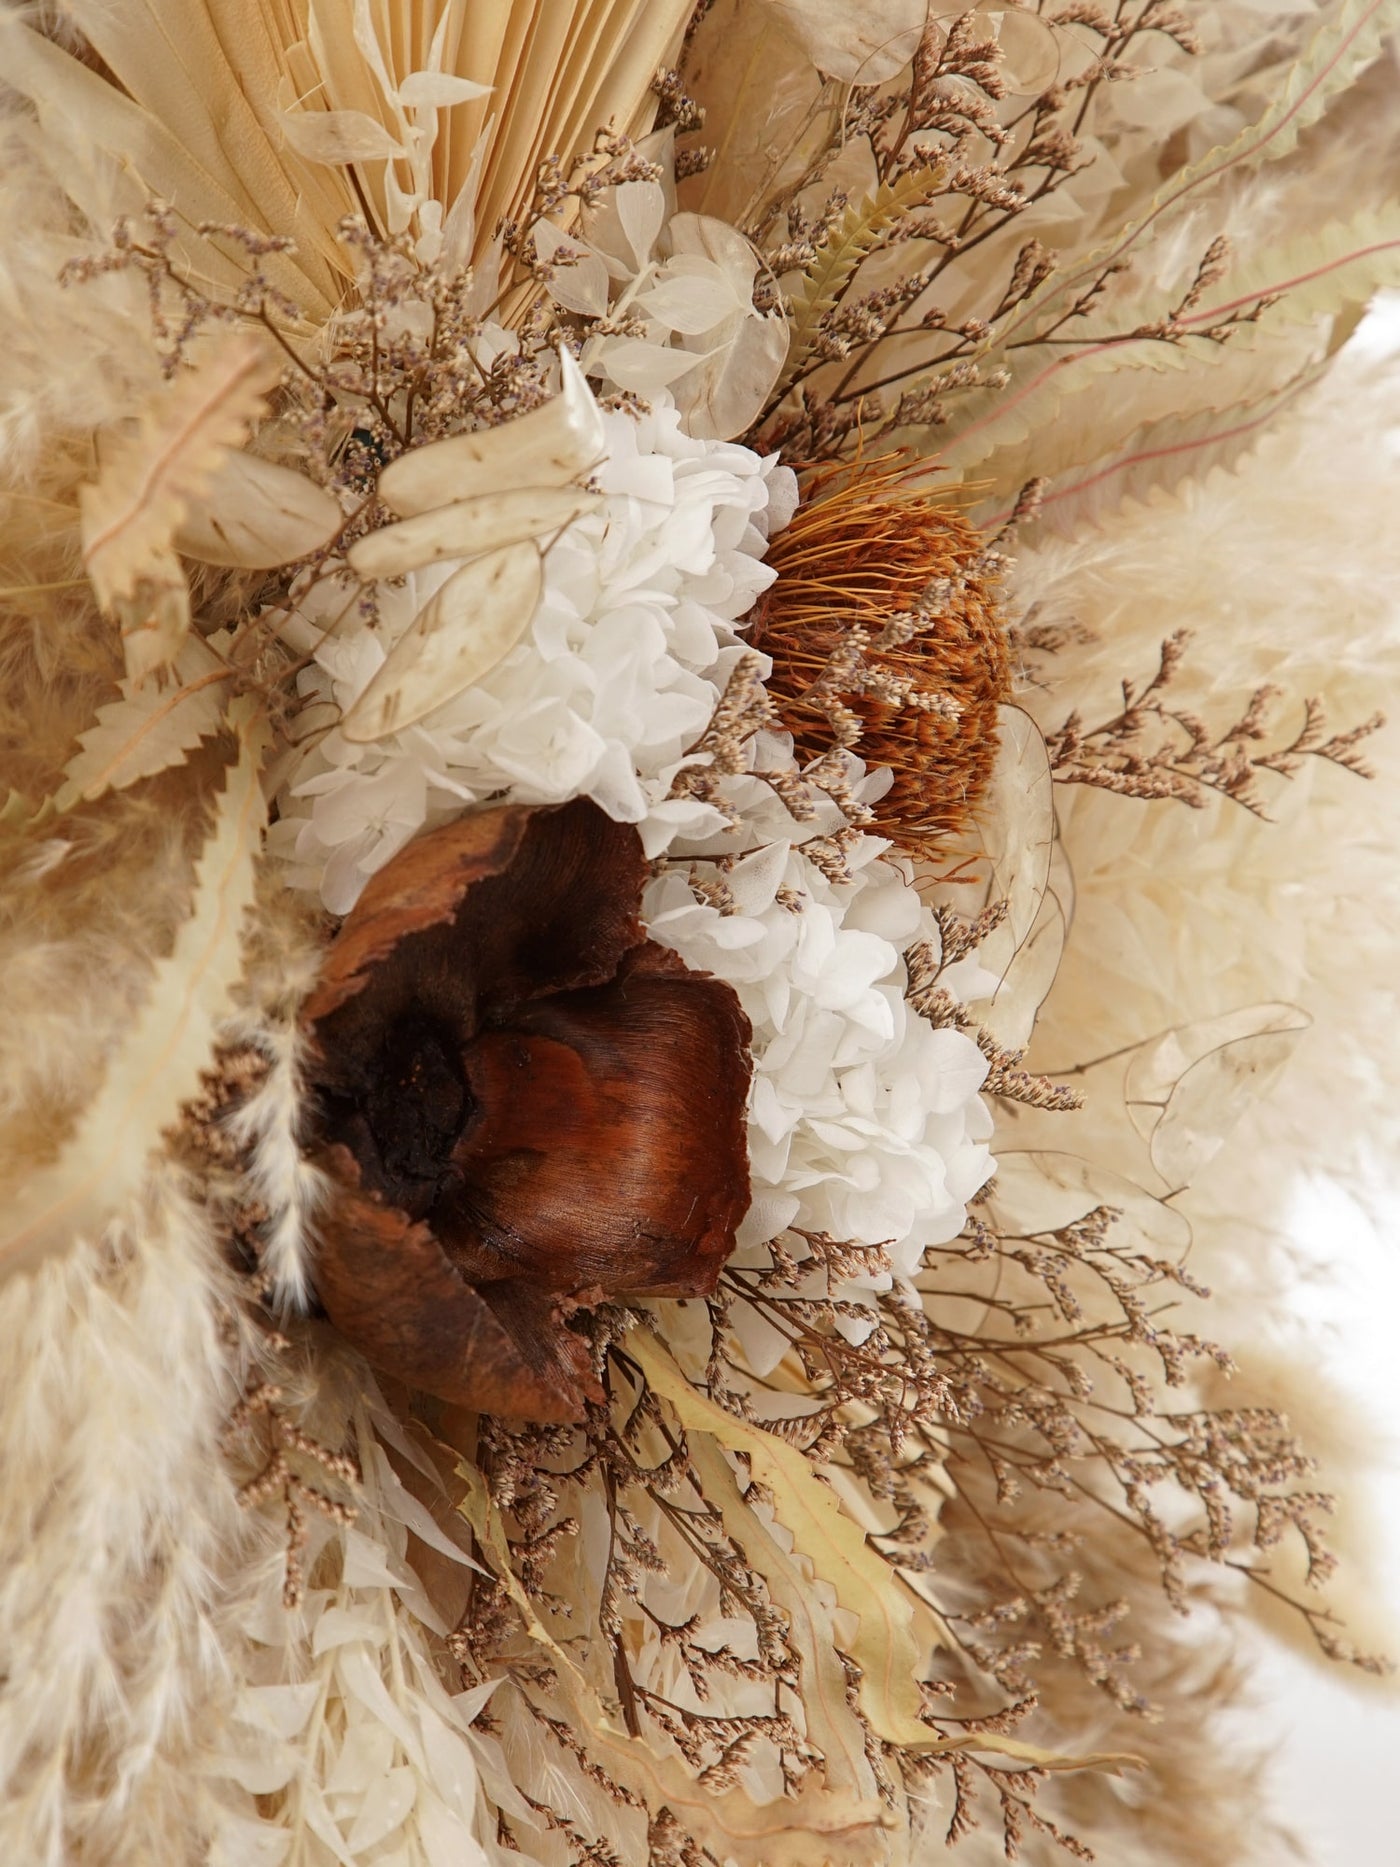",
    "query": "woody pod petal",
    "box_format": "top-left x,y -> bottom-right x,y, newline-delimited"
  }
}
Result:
303,797 -> 752,1421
